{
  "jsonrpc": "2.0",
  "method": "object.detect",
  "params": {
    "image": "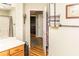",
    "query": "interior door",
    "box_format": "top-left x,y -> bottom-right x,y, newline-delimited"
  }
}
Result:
0,16 -> 10,37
